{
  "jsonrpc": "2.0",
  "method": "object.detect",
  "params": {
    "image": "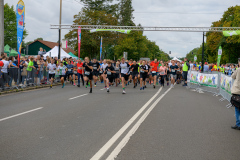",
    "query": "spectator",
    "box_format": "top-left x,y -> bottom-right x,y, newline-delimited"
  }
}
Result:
1,55 -> 10,87
204,62 -> 209,72
38,47 -> 46,56
231,58 -> 240,130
